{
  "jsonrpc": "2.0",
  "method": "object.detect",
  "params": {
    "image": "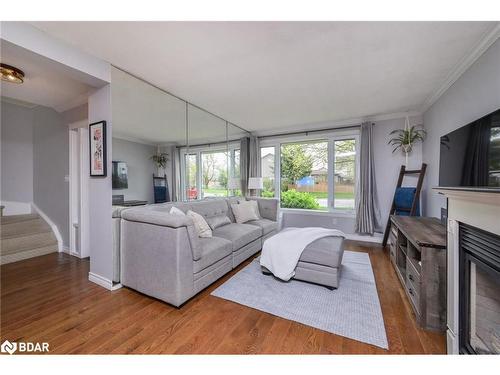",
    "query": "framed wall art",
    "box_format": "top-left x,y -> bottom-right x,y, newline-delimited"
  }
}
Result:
89,121 -> 107,177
